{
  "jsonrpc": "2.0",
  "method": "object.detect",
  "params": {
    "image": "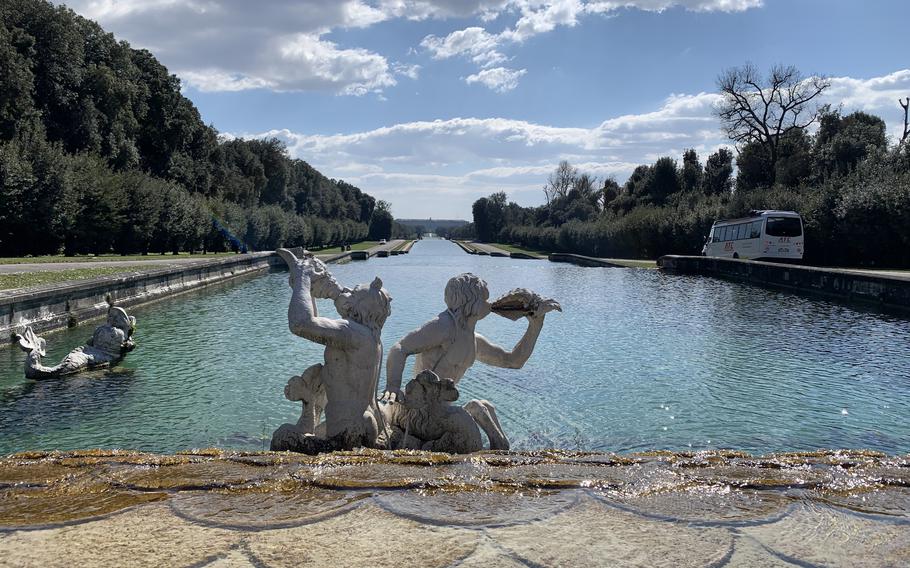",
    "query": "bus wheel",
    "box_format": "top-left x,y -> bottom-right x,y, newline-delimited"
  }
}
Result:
732,252 -> 739,259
